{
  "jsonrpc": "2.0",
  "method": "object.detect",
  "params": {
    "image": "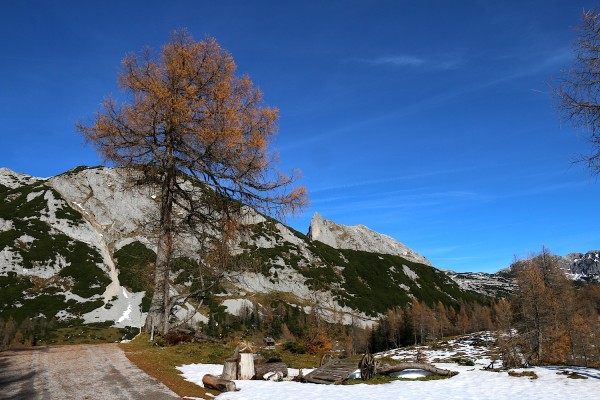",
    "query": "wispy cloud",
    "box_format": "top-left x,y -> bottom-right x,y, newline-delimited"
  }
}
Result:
369,55 -> 426,67
278,48 -> 572,153
362,54 -> 463,70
